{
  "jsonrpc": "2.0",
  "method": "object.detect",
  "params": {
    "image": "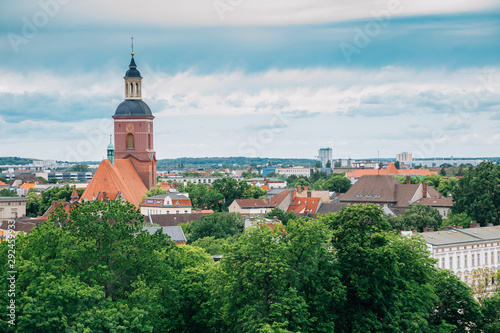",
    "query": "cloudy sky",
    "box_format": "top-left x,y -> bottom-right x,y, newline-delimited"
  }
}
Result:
1,0 -> 499,162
